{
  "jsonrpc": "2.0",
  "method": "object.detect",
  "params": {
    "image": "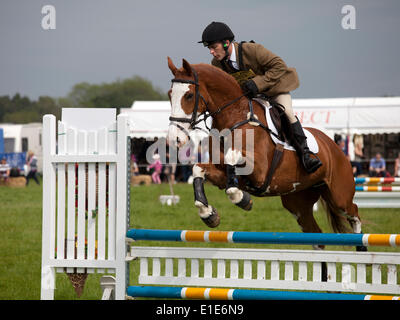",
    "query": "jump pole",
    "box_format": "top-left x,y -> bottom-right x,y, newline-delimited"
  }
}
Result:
127,229 -> 400,247
127,286 -> 400,300
355,177 -> 400,185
